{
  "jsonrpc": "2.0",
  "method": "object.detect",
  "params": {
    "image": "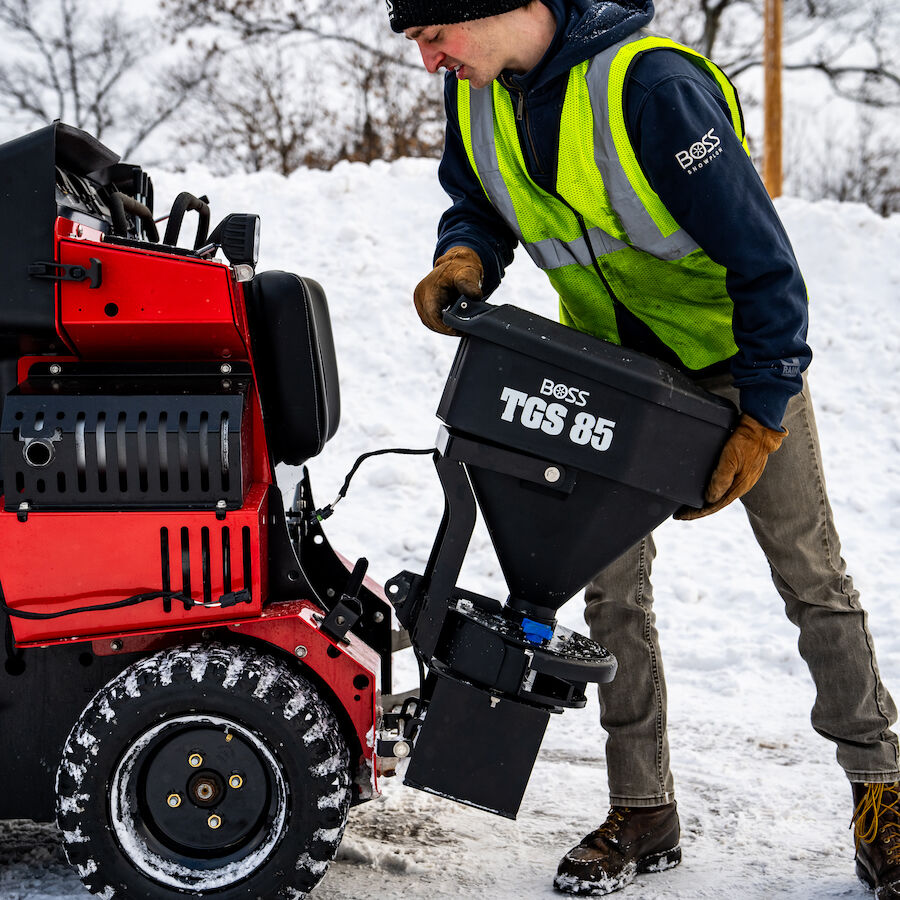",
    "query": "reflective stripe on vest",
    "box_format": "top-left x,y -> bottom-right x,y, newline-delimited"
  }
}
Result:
602,34 -> 750,244
457,34 -> 746,370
